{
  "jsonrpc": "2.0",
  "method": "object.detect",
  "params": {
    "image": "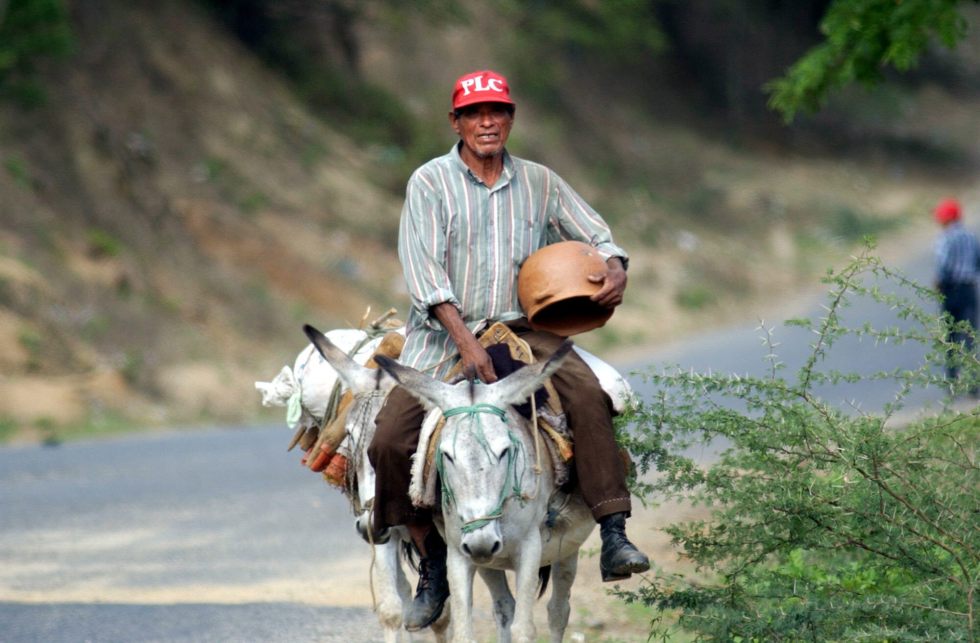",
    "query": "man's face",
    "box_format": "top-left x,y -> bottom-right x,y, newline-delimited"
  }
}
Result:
450,102 -> 514,161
